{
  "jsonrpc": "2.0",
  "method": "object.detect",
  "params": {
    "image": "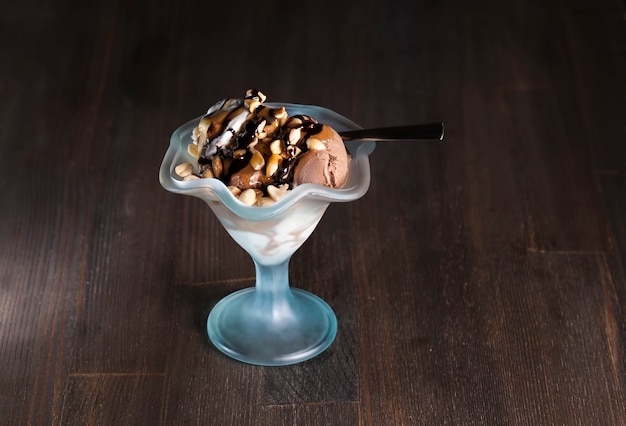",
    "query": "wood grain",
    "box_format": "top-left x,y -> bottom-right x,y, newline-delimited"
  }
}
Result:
60,374 -> 164,425
1,0 -> 626,424
504,88 -> 610,252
